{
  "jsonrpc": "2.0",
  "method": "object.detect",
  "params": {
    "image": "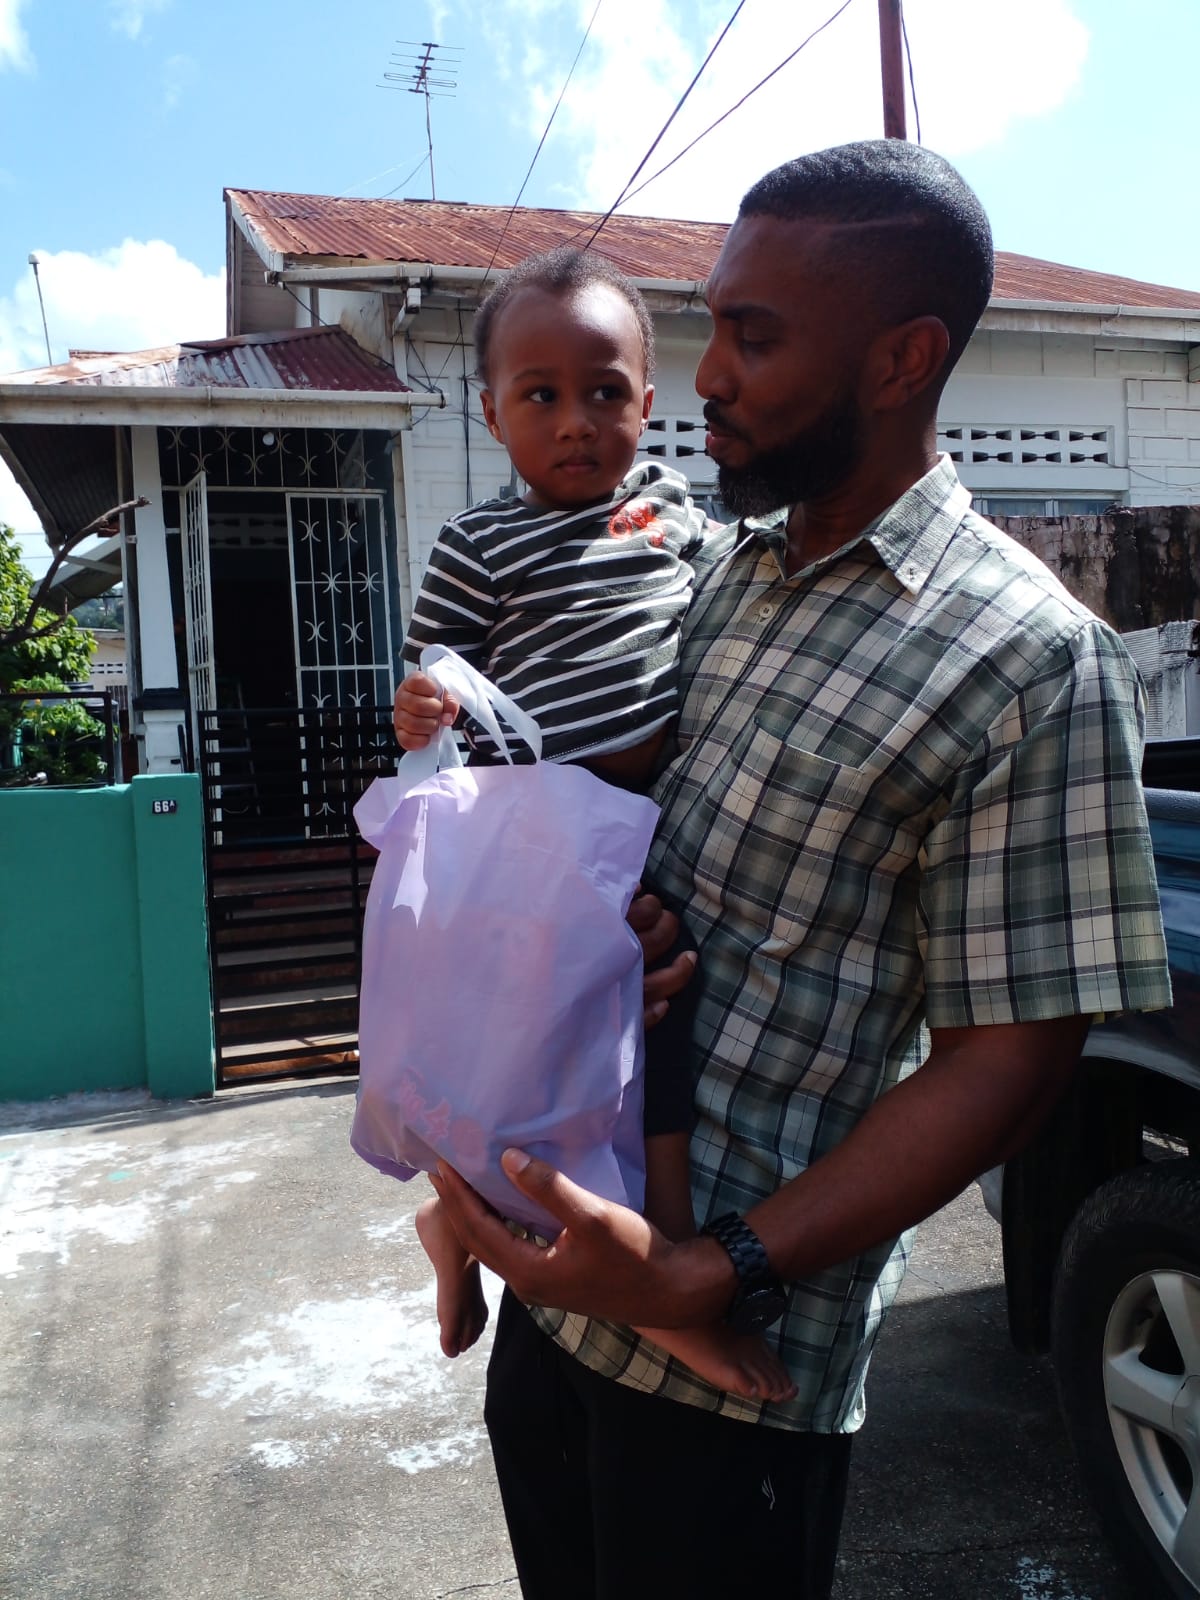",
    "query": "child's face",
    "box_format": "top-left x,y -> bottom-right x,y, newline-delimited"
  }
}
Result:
480,283 -> 654,509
